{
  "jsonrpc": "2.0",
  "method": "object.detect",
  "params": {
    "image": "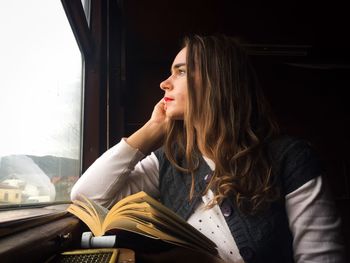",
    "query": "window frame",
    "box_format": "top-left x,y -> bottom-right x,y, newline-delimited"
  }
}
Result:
62,0 -> 125,172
